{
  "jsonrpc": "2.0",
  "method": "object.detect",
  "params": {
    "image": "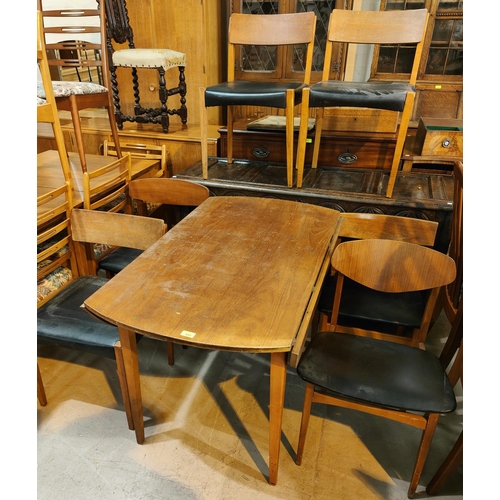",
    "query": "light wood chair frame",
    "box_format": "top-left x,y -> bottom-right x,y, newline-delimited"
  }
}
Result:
296,9 -> 429,196
200,12 -> 316,188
